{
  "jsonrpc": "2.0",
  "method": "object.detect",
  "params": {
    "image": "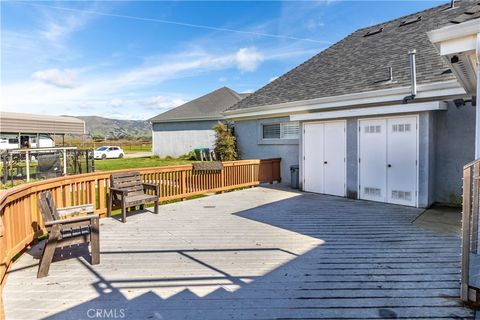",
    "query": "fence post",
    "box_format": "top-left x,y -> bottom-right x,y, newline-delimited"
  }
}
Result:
62,149 -> 67,175
181,170 -> 187,201
220,168 -> 225,193
25,151 -> 30,182
2,153 -> 7,185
